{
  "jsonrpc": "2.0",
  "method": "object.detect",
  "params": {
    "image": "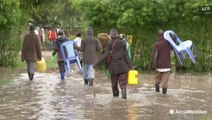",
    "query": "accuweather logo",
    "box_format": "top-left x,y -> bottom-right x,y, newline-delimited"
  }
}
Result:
169,109 -> 207,115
